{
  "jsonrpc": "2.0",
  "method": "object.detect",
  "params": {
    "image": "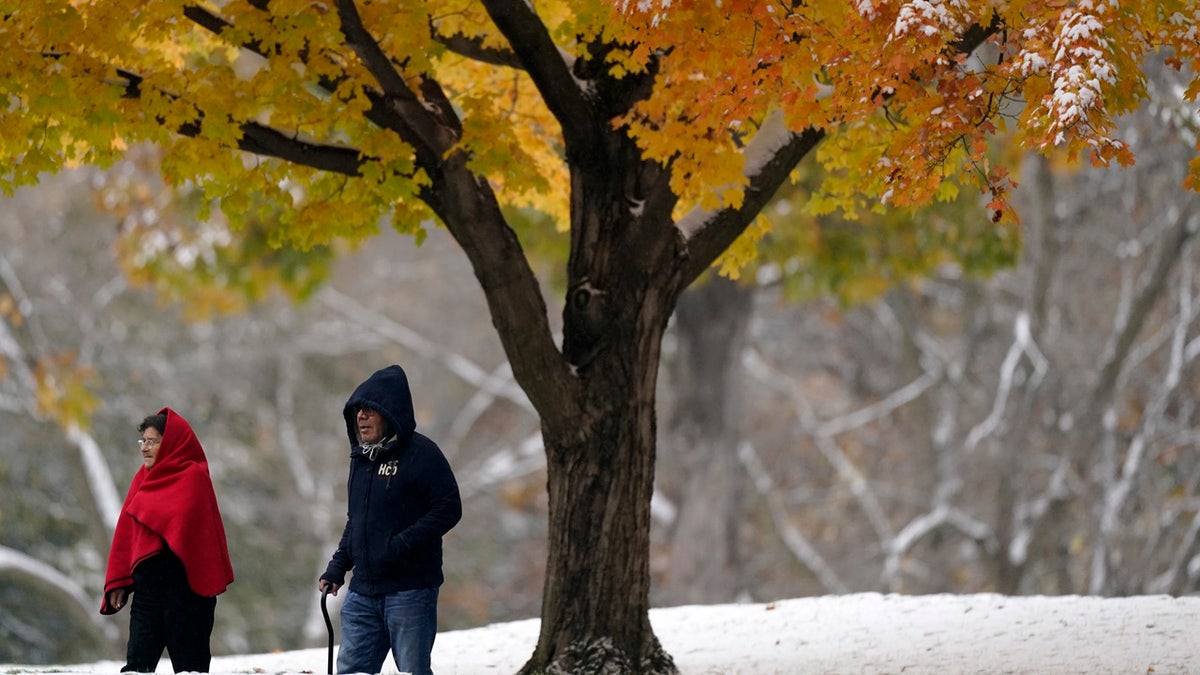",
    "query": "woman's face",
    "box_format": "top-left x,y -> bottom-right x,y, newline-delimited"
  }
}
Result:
139,428 -> 163,469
